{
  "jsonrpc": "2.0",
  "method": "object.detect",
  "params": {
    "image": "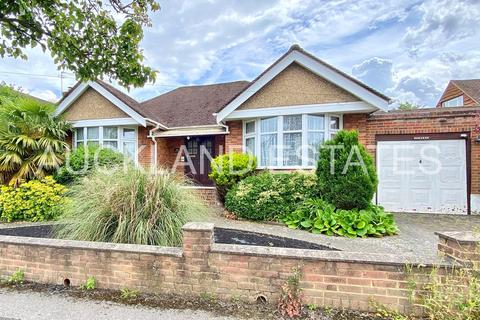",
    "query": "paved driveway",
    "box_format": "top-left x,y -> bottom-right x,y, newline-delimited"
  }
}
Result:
209,213 -> 480,263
